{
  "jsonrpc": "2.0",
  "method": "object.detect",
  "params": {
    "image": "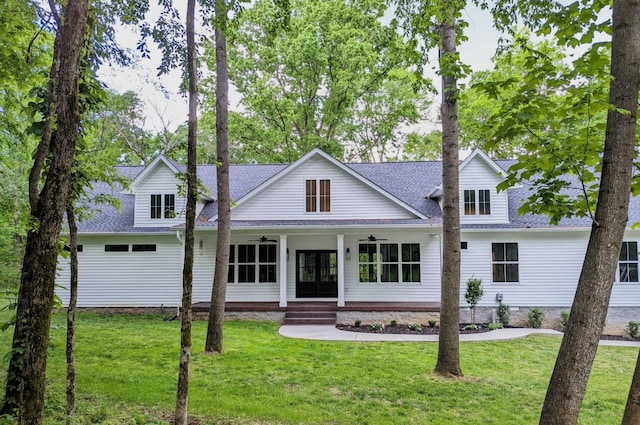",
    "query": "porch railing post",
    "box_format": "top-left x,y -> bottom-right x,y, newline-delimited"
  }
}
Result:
337,234 -> 345,307
279,235 -> 288,307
